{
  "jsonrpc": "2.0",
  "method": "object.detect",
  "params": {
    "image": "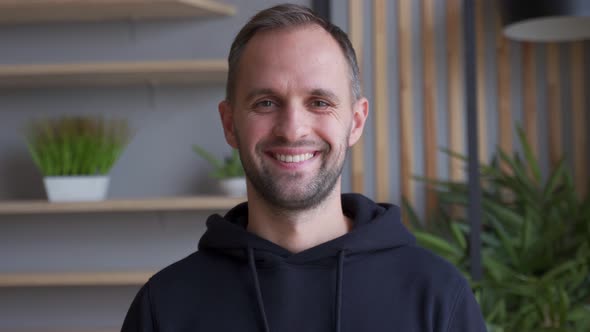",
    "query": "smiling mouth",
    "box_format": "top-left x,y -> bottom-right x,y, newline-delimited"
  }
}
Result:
273,152 -> 315,163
